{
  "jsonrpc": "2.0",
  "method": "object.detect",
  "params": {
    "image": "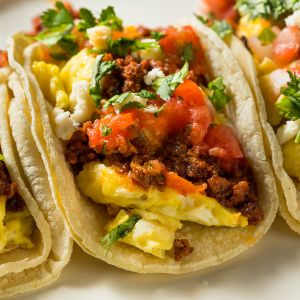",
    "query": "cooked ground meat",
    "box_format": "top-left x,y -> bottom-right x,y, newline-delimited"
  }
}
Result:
6,194 -> 25,212
174,239 -> 194,261
129,157 -> 166,189
0,161 -> 17,198
65,130 -> 98,172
